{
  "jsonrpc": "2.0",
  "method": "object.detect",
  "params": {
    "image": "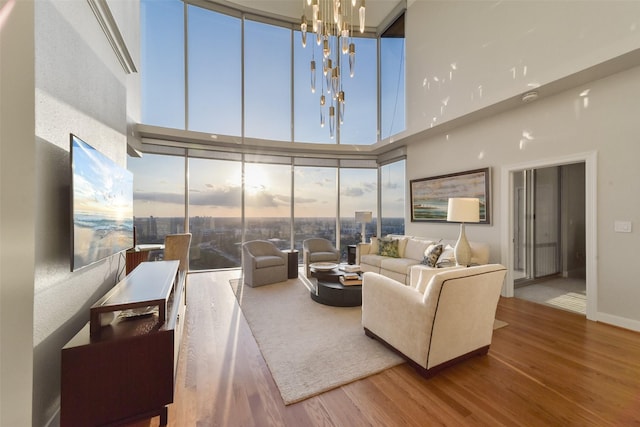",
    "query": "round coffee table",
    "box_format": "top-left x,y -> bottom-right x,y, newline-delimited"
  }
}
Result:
309,264 -> 362,307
